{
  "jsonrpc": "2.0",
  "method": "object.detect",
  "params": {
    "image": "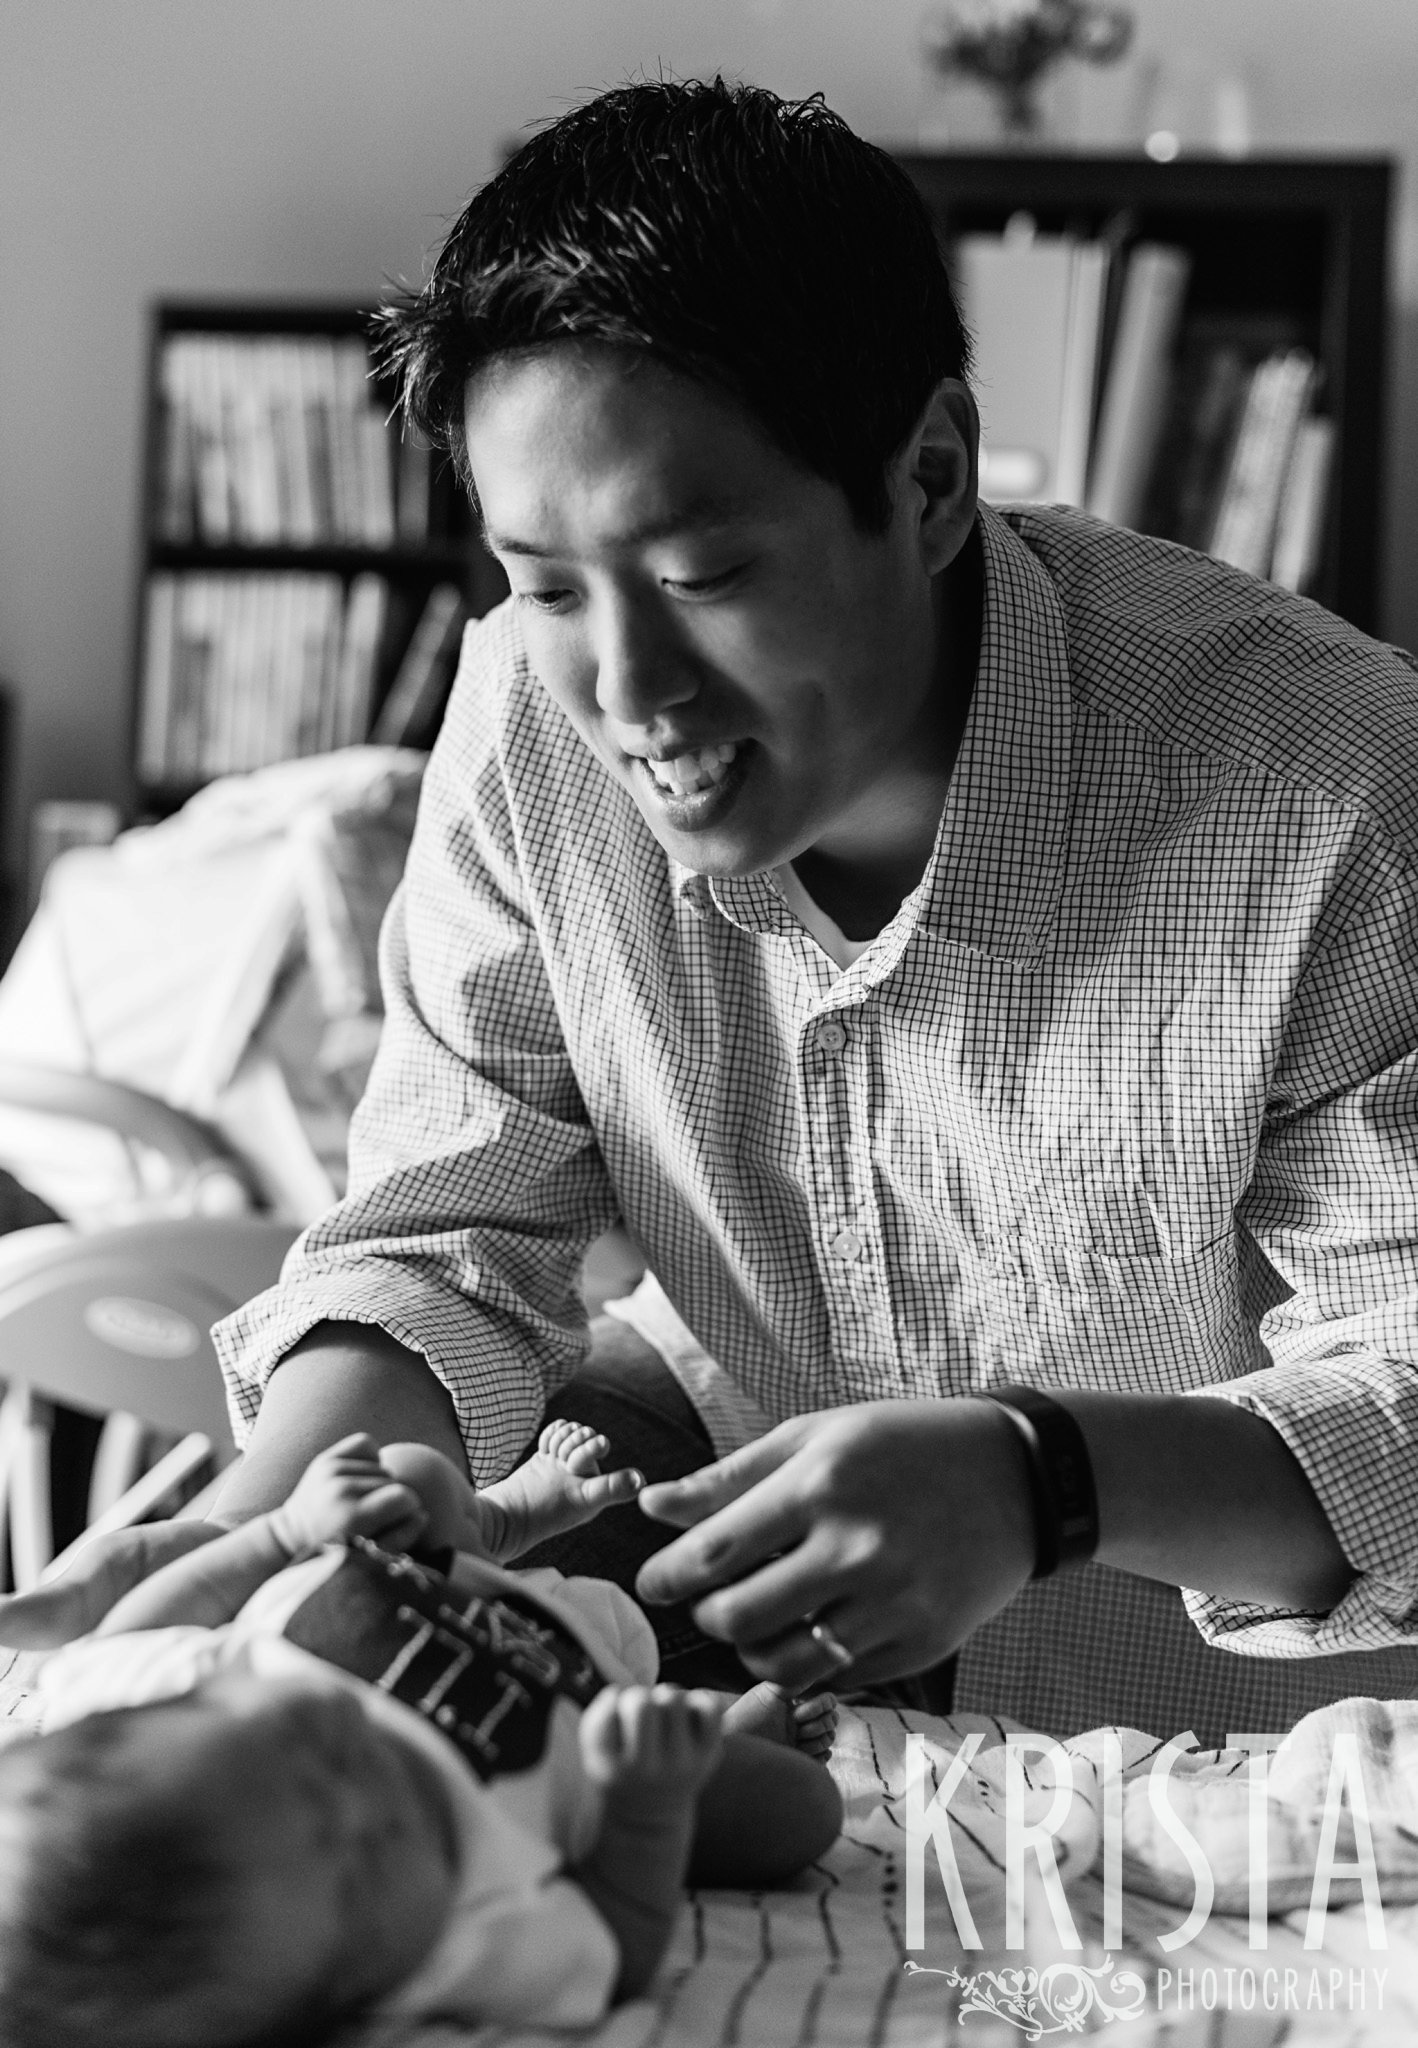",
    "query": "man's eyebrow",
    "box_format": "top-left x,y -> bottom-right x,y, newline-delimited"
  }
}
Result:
480,500 -> 751,558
